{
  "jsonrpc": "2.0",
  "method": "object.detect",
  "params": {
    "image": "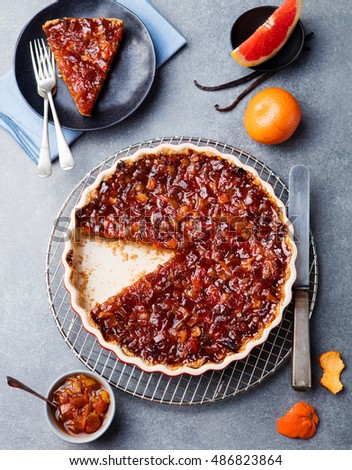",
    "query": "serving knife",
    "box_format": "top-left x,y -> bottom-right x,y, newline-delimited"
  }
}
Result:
288,165 -> 311,391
